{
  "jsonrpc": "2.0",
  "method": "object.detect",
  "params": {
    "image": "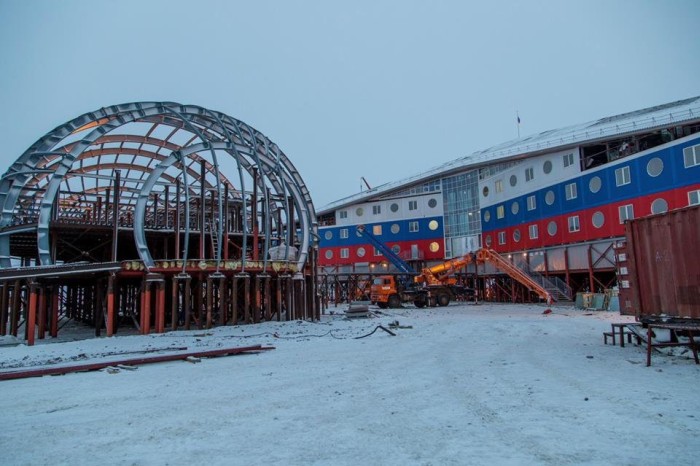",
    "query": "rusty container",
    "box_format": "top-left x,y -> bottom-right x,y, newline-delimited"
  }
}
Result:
616,206 -> 700,319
